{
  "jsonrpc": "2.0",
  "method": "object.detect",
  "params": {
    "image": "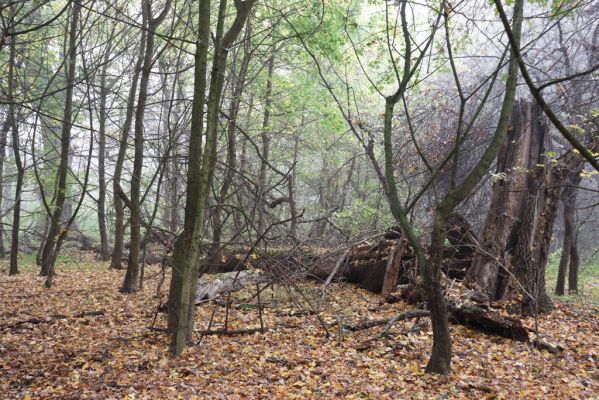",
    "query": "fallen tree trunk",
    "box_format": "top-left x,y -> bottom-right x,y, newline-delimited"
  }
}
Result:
446,302 -> 528,341
195,271 -> 271,302
340,301 -> 528,342
1,310 -> 106,330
